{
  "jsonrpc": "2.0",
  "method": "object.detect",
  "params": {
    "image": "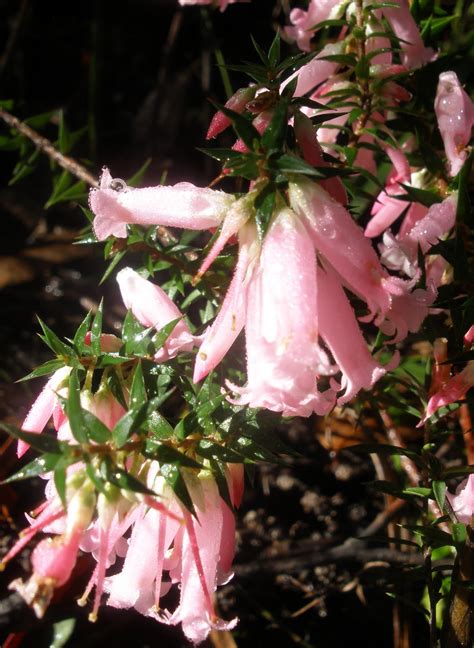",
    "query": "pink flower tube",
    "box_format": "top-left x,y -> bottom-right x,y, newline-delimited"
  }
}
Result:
90,168 -> 234,241
447,475 -> 474,524
435,71 -> 474,177
381,0 -> 435,69
422,361 -> 474,423
117,267 -> 197,361
226,205 -> 335,416
285,0 -> 347,52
